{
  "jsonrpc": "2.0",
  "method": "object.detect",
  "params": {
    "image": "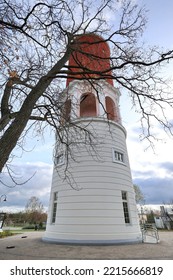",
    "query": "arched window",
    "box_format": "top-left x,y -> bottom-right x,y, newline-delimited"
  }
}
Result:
80,93 -> 97,117
105,96 -> 117,121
